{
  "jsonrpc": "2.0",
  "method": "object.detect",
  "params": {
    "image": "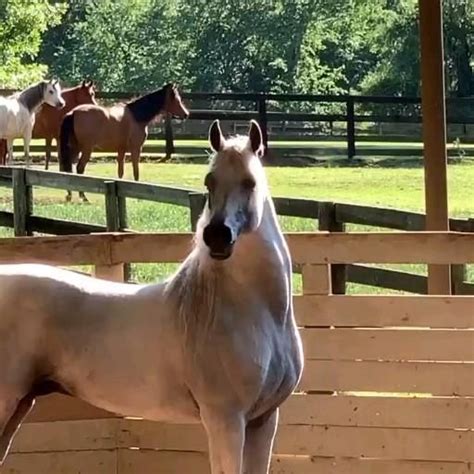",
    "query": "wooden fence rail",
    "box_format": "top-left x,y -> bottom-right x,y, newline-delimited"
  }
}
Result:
0,166 -> 472,294
2,89 -> 474,159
